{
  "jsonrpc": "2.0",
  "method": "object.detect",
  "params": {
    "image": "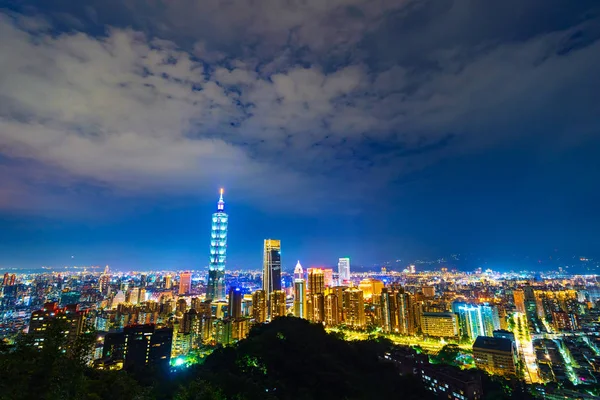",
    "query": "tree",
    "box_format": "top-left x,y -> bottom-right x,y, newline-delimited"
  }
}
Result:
182,317 -> 433,400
